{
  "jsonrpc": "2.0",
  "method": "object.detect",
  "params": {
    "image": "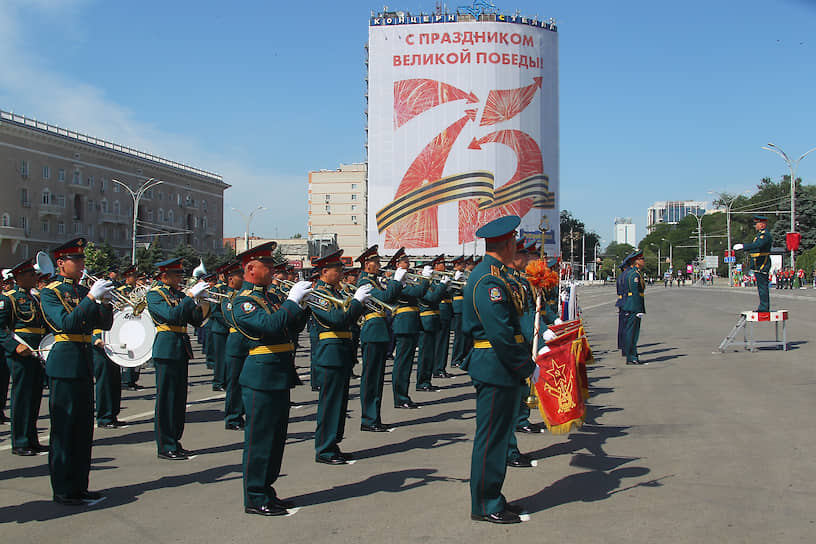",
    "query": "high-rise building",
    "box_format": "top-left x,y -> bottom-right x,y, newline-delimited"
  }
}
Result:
307,163 -> 367,258
0,110 -> 229,264
647,200 -> 708,230
613,217 -> 636,246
